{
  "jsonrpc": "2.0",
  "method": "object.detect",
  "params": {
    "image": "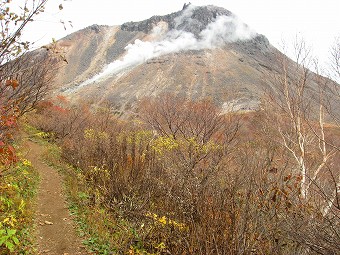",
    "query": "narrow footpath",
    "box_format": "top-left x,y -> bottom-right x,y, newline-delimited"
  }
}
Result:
25,141 -> 87,255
